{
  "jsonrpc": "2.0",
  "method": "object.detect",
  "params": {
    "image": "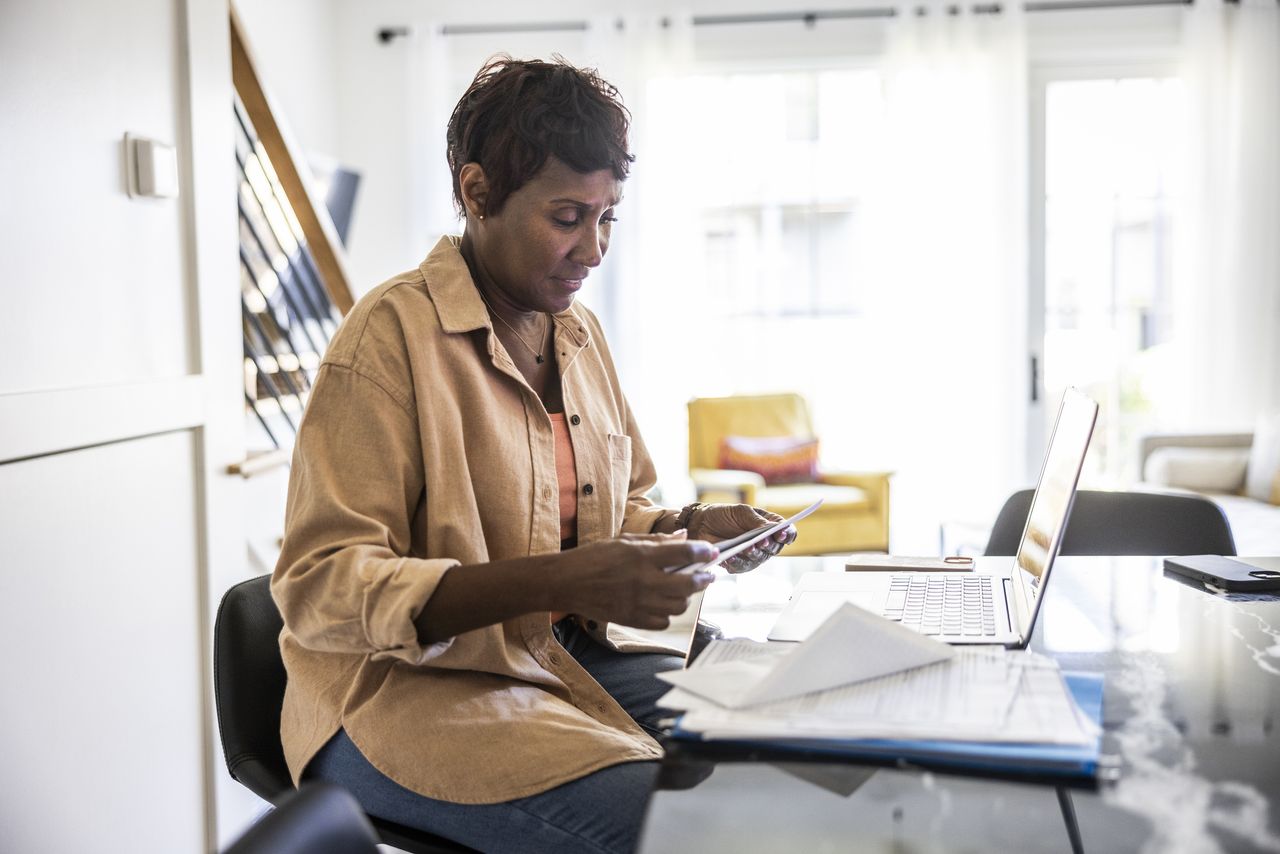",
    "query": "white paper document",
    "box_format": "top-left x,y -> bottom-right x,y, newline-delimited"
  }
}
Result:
658,602 -> 954,708
658,607 -> 1098,746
